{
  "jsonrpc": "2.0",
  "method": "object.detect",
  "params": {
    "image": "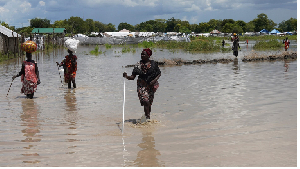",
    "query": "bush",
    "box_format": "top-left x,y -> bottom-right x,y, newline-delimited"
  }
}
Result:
253,39 -> 283,50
